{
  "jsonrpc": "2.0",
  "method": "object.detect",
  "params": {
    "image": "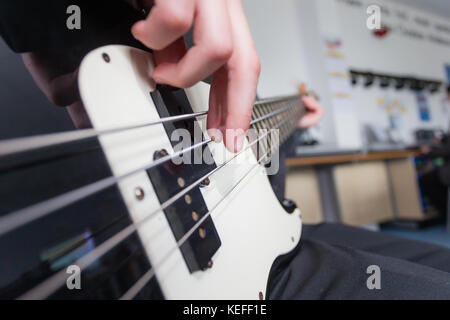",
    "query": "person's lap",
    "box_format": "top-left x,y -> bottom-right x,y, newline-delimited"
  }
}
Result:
267,223 -> 450,300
